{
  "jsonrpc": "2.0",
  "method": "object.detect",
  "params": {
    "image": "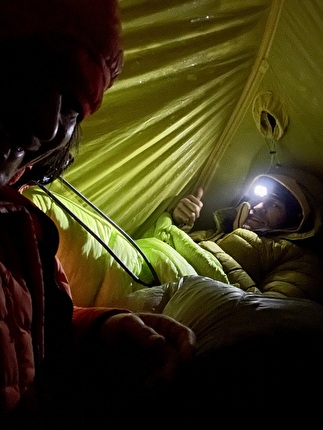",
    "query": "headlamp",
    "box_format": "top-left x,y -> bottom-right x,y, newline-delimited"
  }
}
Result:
250,177 -> 276,200
254,184 -> 268,198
